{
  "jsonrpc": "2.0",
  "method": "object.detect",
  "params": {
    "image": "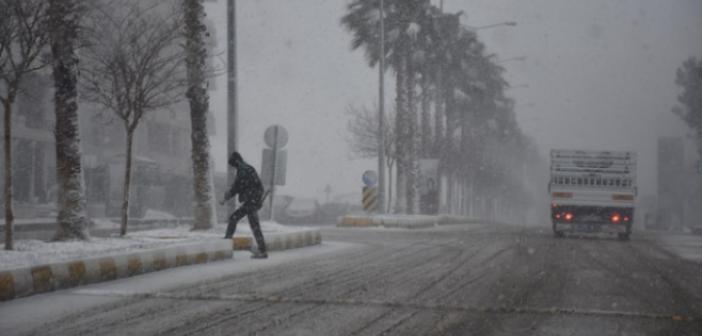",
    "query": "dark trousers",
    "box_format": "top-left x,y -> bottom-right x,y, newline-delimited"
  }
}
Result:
225,202 -> 266,253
